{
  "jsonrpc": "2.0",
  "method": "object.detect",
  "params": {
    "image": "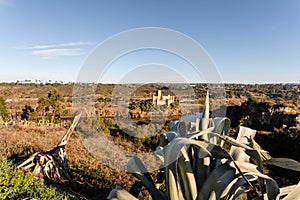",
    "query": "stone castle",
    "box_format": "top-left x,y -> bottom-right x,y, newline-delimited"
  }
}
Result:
152,90 -> 175,106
